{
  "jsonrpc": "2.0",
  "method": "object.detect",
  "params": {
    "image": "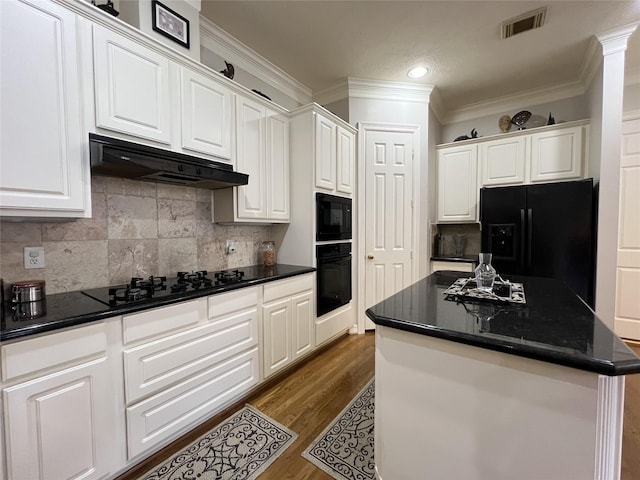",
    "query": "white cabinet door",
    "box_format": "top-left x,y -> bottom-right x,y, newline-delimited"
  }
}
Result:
93,25 -> 172,144
315,112 -> 337,191
267,111 -> 290,221
262,298 -> 292,378
3,358 -> 116,480
336,125 -> 355,195
437,145 -> 478,223
530,125 -> 583,183
180,67 -> 232,161
236,96 -> 267,219
291,291 -> 314,359
480,136 -> 526,186
0,0 -> 90,218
